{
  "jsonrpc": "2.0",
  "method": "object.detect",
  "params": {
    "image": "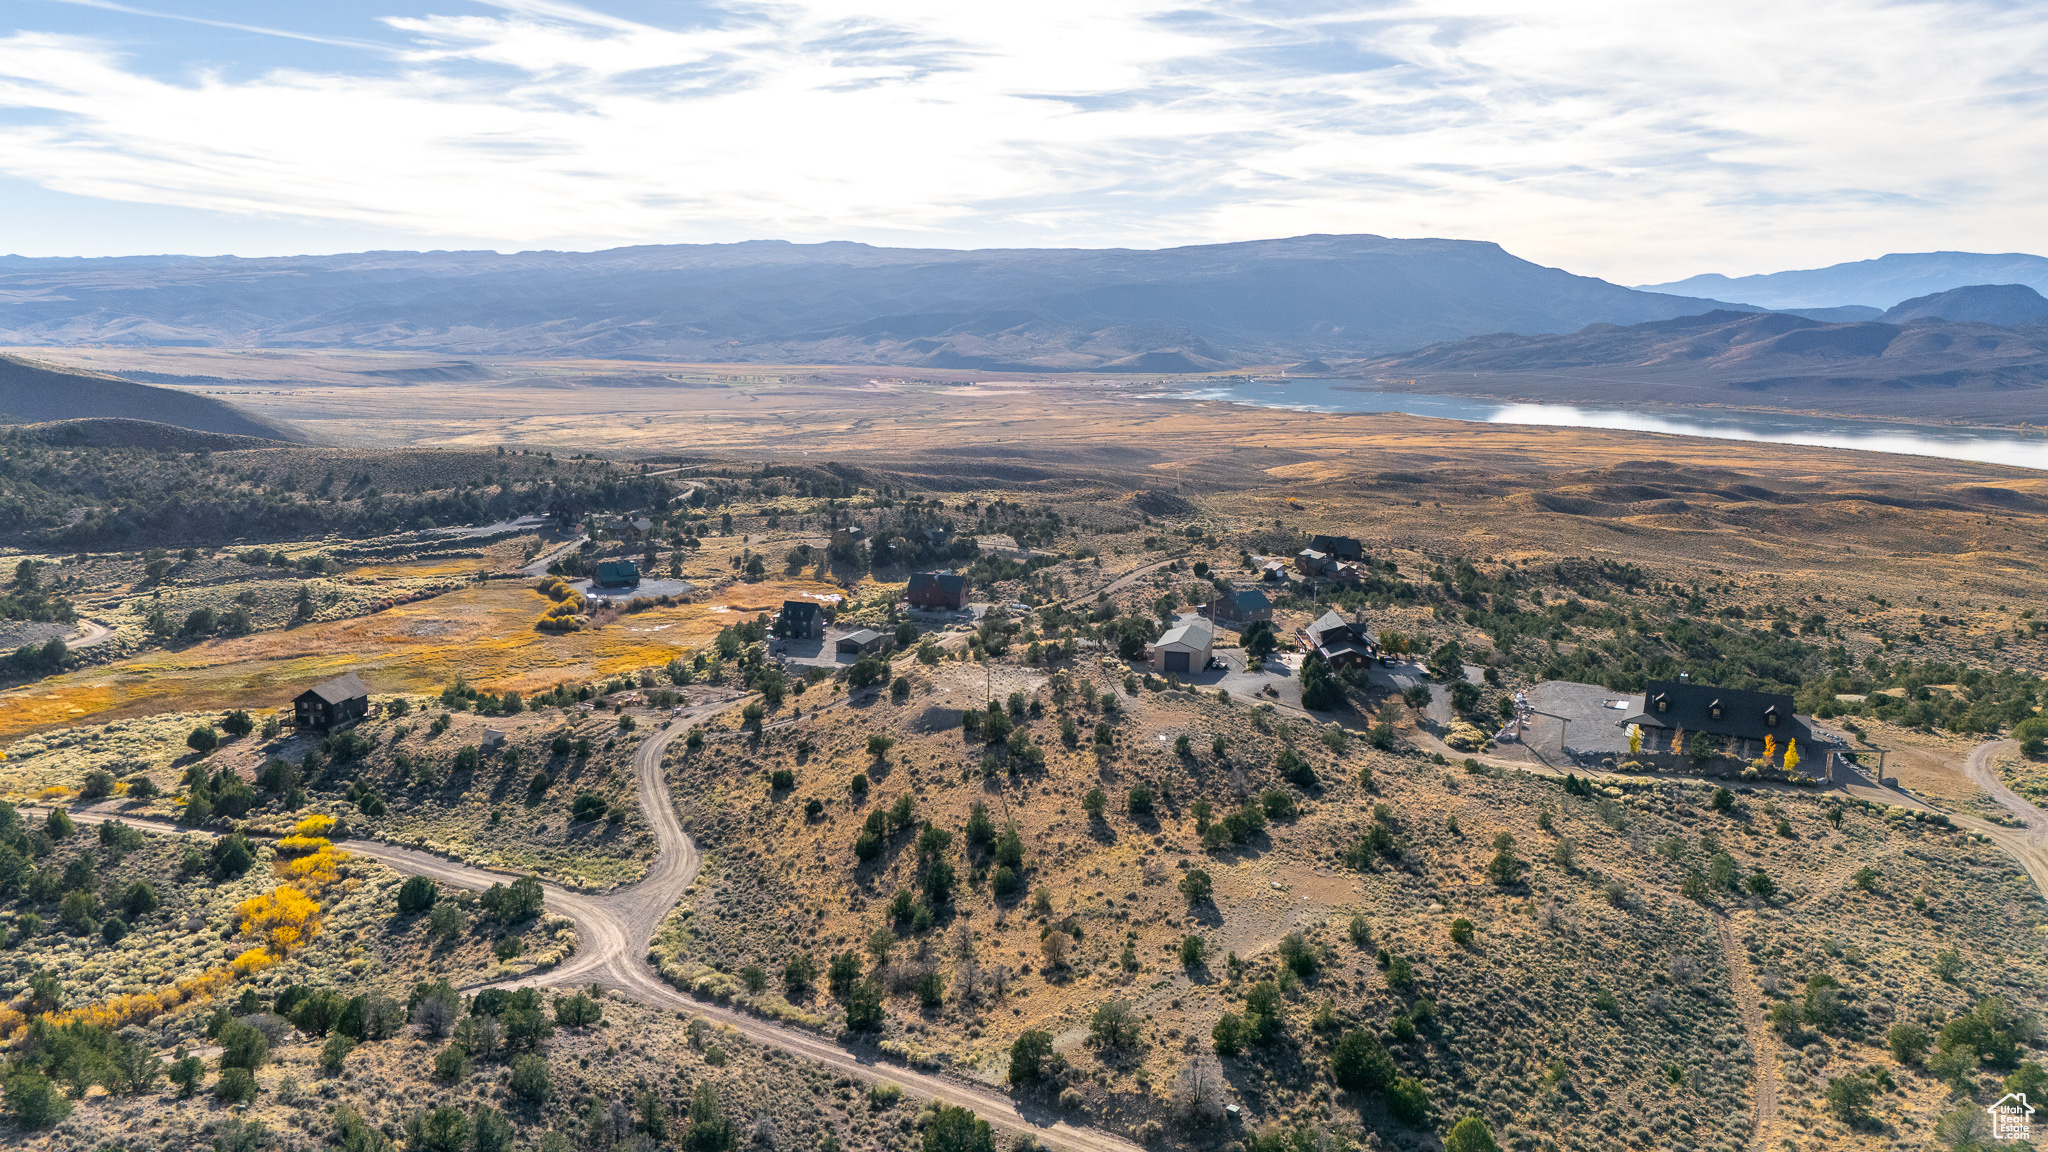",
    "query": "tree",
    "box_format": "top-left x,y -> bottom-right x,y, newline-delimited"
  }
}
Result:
1009,1031 -> 1055,1083
397,876 -> 439,915
1711,787 -> 1734,812
410,1107 -> 471,1152
1746,870 -> 1777,899
555,991 -> 602,1027
218,1019 -> 269,1070
222,710 -> 255,738
319,1030 -> 356,1074
1090,999 -> 1139,1047
1330,1029 -> 1395,1092
1449,917 -> 1474,946
844,980 -> 885,1031
1486,833 -> 1521,887
3,1072 -> 70,1129
1082,788 -> 1106,817
1444,1116 -> 1501,1152
1824,1073 -> 1876,1126
1211,1013 -> 1244,1055
1386,1076 -> 1431,1126
1179,935 -> 1206,968
187,725 -> 220,755
921,1105 -> 995,1152
510,1053 -> 553,1104
1887,1023 -> 1930,1065
686,1082 -> 735,1152
1178,869 -> 1213,904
